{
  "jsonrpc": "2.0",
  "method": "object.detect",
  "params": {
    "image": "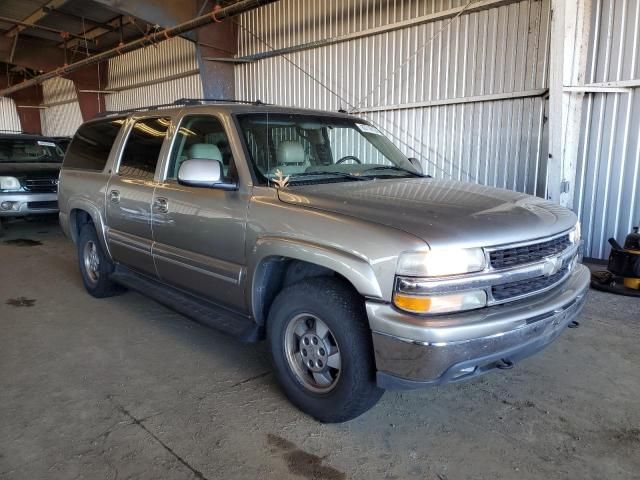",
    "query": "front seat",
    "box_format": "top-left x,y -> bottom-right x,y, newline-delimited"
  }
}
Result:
175,143 -> 223,177
270,141 -> 308,176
